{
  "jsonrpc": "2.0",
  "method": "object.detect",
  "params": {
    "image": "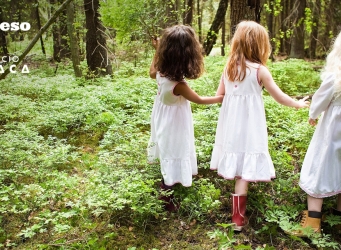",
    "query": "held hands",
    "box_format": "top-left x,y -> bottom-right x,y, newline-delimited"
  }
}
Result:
217,94 -> 224,103
295,96 -> 310,109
